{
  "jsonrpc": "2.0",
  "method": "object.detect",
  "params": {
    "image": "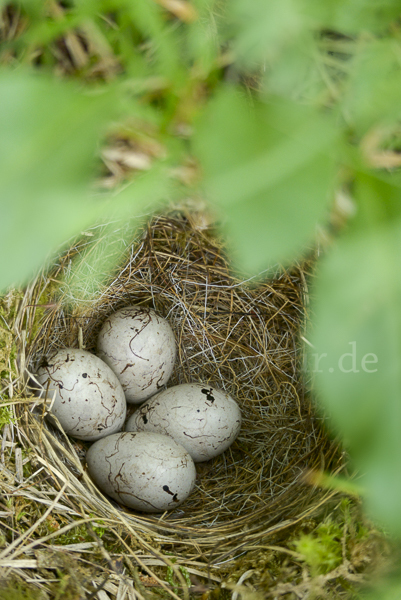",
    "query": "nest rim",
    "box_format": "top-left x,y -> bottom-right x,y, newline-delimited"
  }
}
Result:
10,210 -> 342,576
